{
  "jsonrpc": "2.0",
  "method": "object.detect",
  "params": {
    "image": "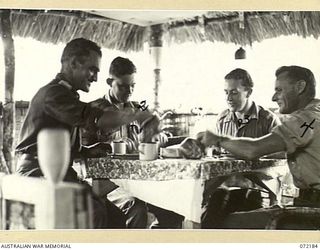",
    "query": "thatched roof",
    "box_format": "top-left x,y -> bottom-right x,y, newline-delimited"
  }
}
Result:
10,10 -> 147,51
167,11 -> 320,45
6,9 -> 320,52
